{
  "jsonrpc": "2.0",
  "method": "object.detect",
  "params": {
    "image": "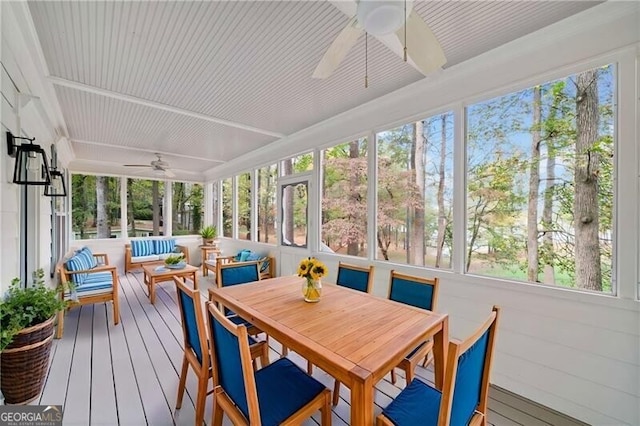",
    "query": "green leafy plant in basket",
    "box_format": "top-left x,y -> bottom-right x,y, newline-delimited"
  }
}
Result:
0,269 -> 67,351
